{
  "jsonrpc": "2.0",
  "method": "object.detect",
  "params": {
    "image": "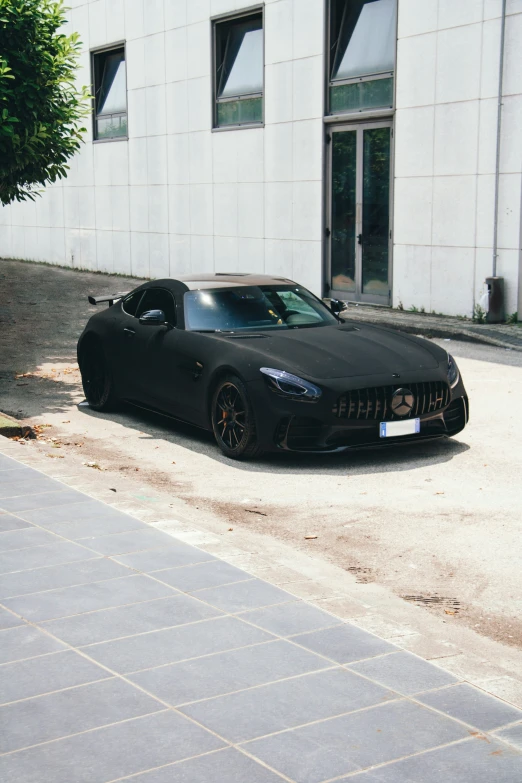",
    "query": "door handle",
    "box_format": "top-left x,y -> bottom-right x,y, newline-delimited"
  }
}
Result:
357,234 -> 363,245
123,327 -> 135,337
